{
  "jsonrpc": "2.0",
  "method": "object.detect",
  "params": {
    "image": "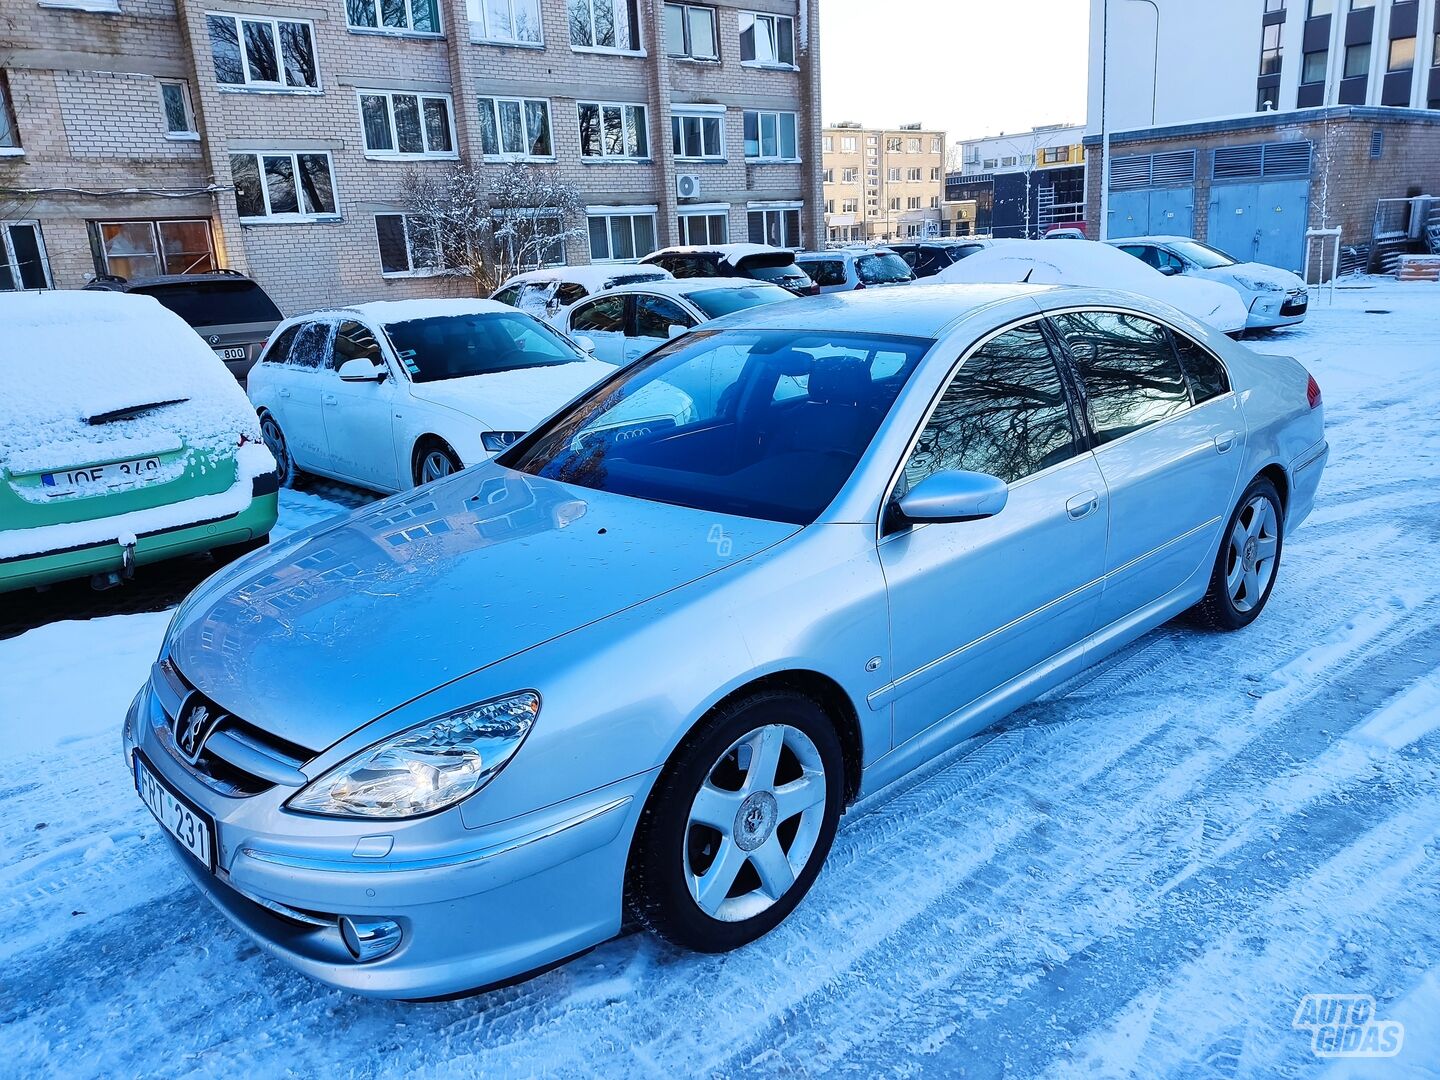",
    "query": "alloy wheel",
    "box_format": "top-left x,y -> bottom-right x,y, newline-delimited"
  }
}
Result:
420,449 -> 456,484
1226,494 -> 1279,612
